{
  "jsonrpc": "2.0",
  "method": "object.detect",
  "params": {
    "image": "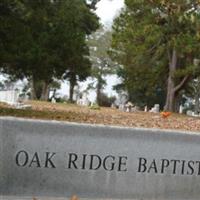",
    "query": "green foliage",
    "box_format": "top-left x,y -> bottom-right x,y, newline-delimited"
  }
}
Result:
0,0 -> 99,99
57,0 -> 99,83
111,0 -> 200,108
89,103 -> 100,110
86,0 -> 101,10
98,92 -> 116,107
49,80 -> 61,91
